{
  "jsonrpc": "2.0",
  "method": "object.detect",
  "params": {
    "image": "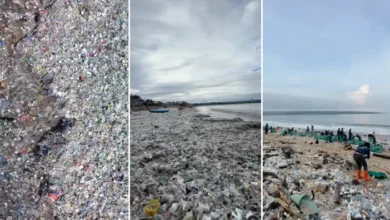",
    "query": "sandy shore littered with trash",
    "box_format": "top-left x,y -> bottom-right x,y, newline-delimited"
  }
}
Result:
263,132 -> 390,220
130,108 -> 261,219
